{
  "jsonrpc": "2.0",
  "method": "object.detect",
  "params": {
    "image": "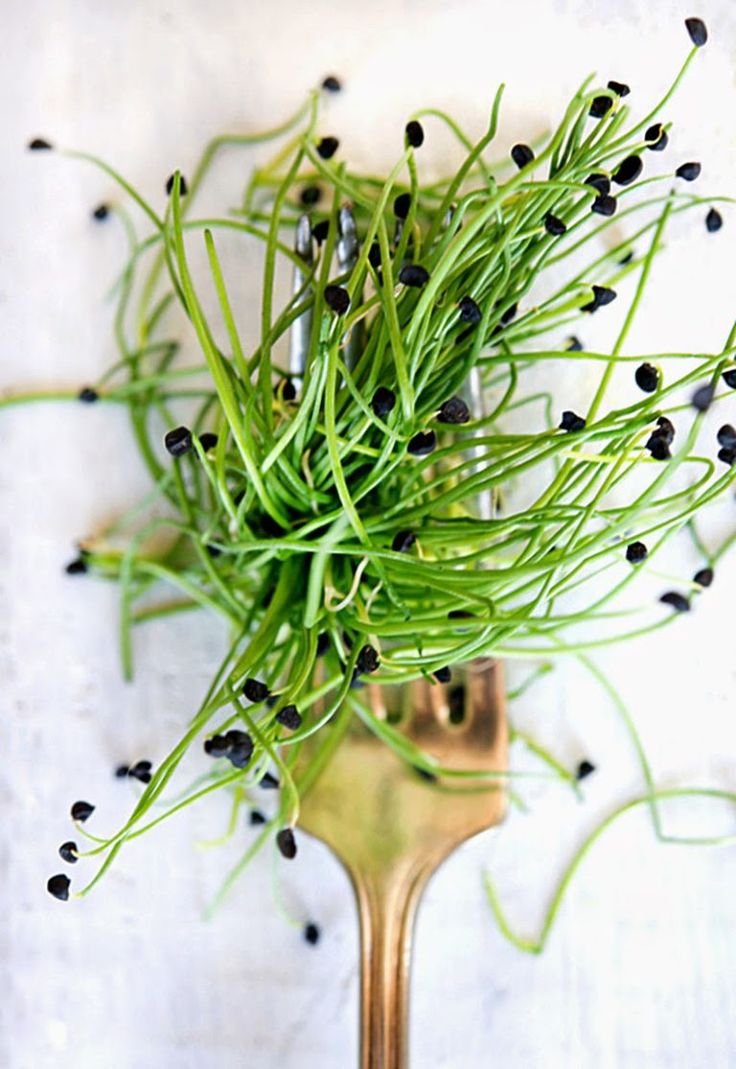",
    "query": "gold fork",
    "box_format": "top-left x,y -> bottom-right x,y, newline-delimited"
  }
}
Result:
290,210 -> 508,1067
298,665 -> 507,1068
